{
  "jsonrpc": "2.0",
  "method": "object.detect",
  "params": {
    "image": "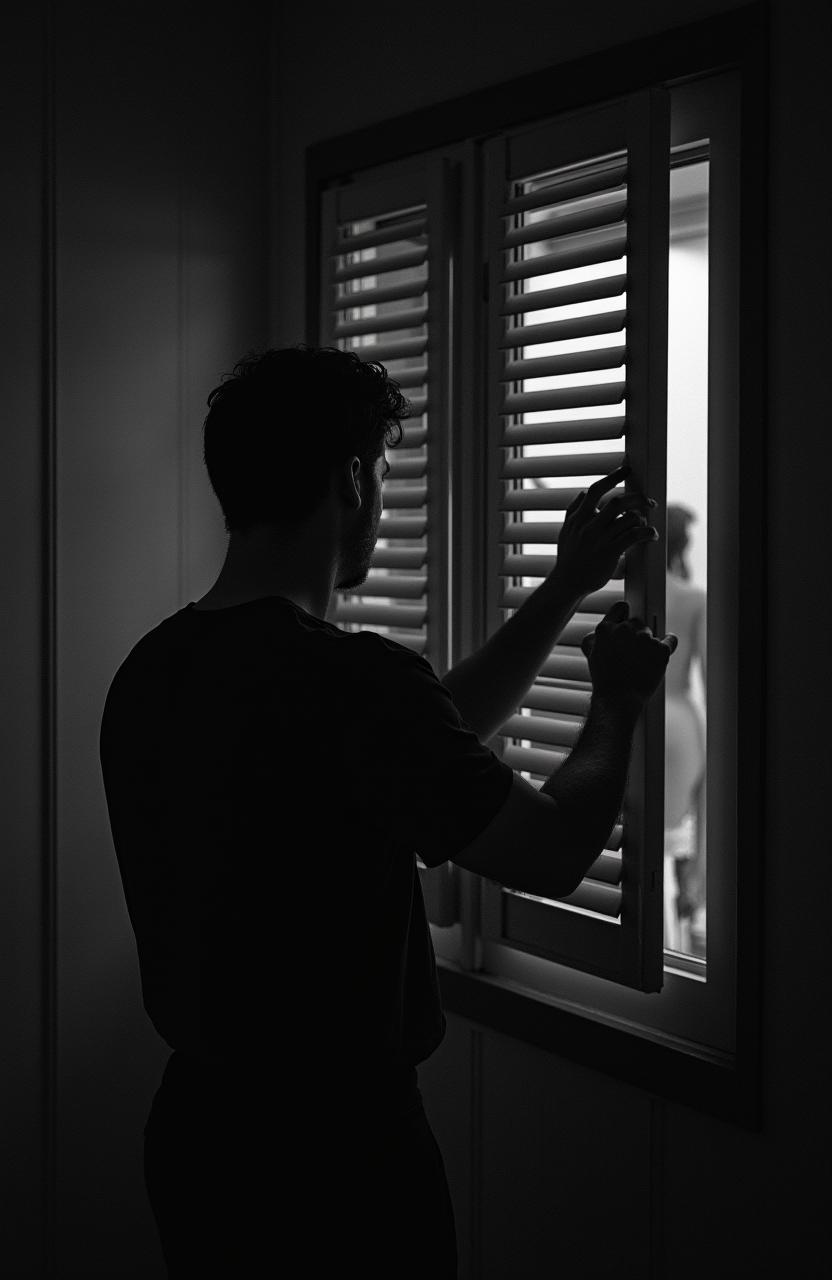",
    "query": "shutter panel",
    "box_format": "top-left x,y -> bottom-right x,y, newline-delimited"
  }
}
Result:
481,91 -> 670,991
319,160 -> 457,926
